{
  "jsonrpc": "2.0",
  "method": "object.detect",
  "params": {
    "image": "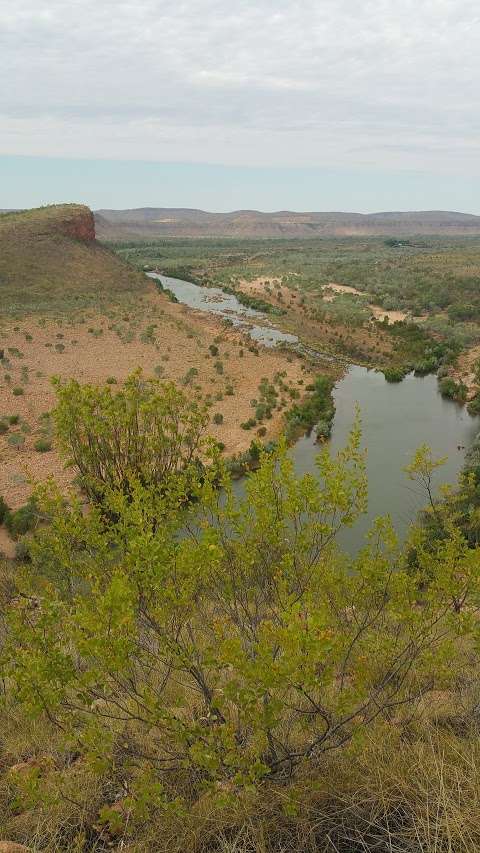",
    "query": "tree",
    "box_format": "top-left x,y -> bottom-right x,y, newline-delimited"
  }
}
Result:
5,418 -> 480,818
53,370 -> 210,503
